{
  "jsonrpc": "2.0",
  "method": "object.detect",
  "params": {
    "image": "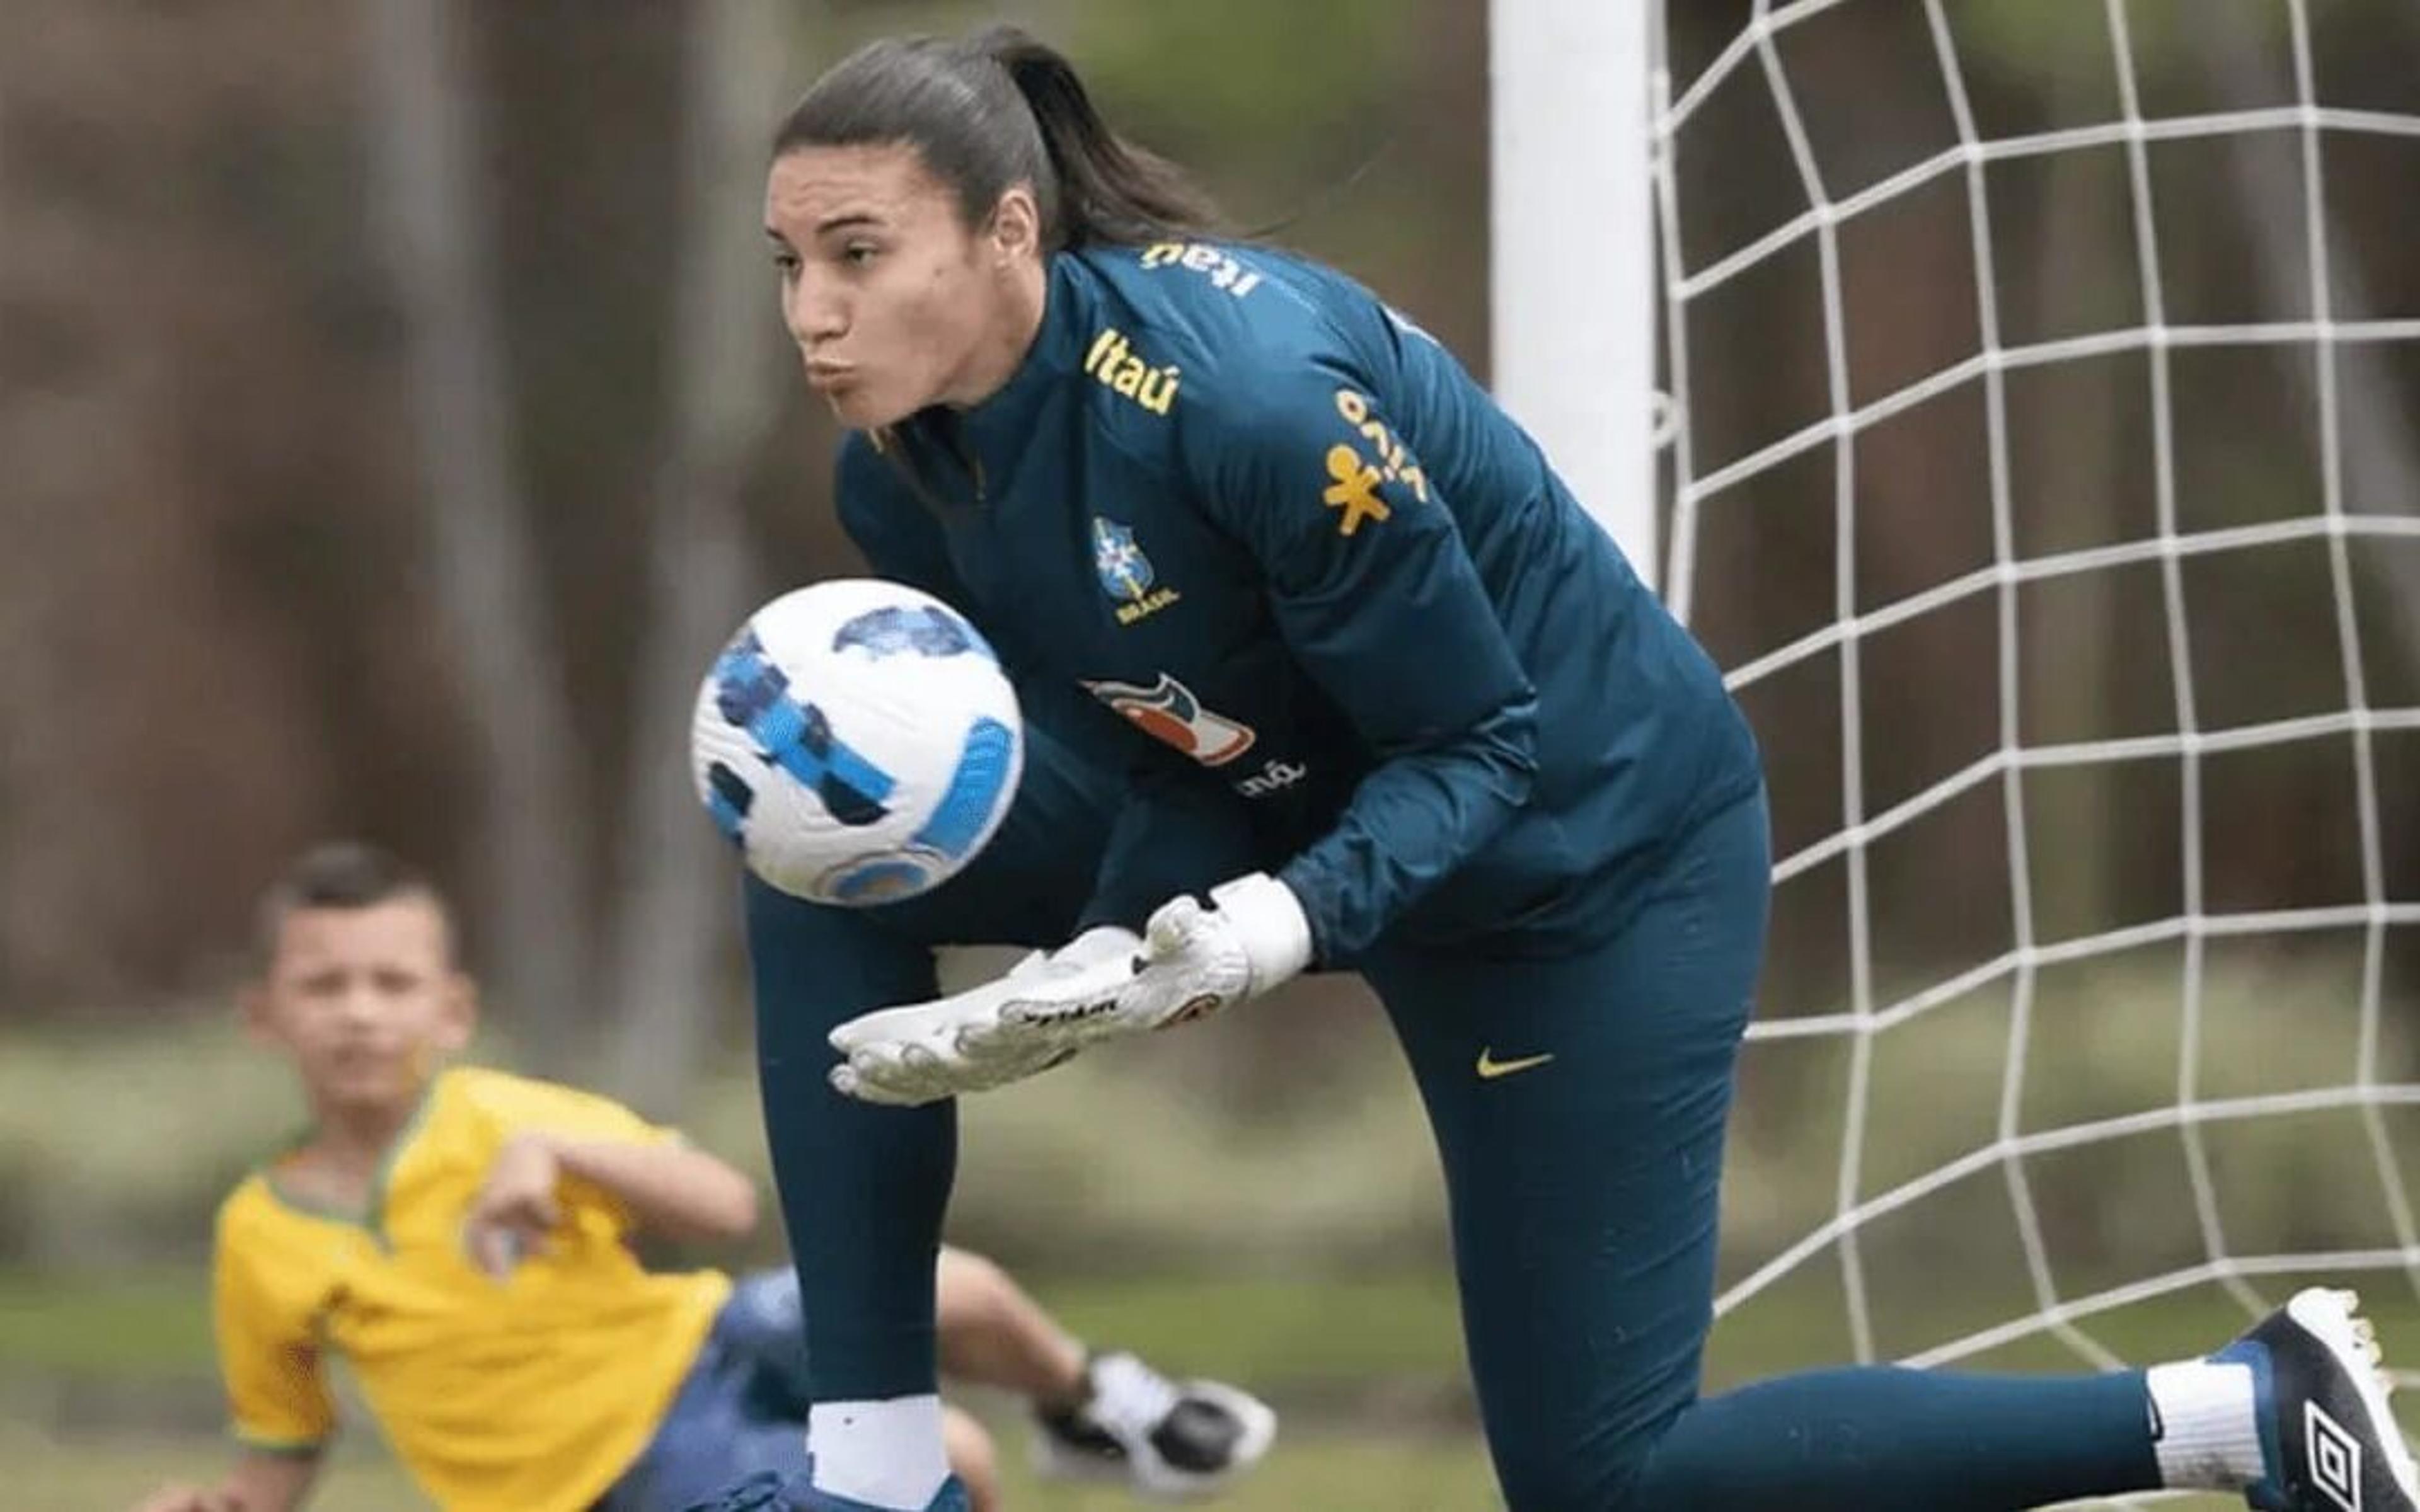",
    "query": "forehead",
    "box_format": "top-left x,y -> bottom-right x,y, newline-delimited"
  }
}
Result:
270,896 -> 452,971
765,142 -> 955,229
